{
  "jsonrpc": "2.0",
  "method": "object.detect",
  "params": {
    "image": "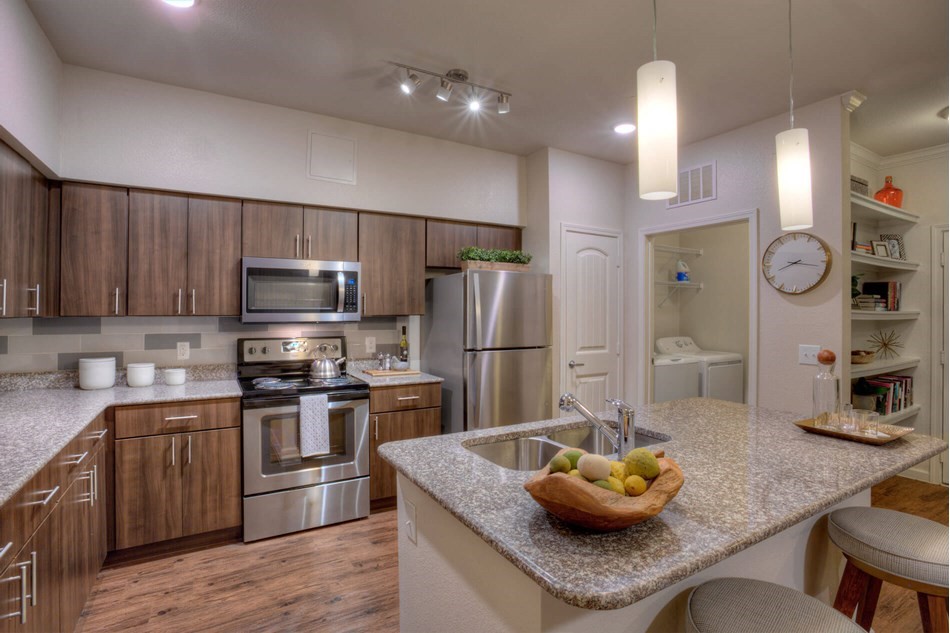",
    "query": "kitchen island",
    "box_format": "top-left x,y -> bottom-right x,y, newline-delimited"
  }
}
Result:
378,398 -> 947,632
